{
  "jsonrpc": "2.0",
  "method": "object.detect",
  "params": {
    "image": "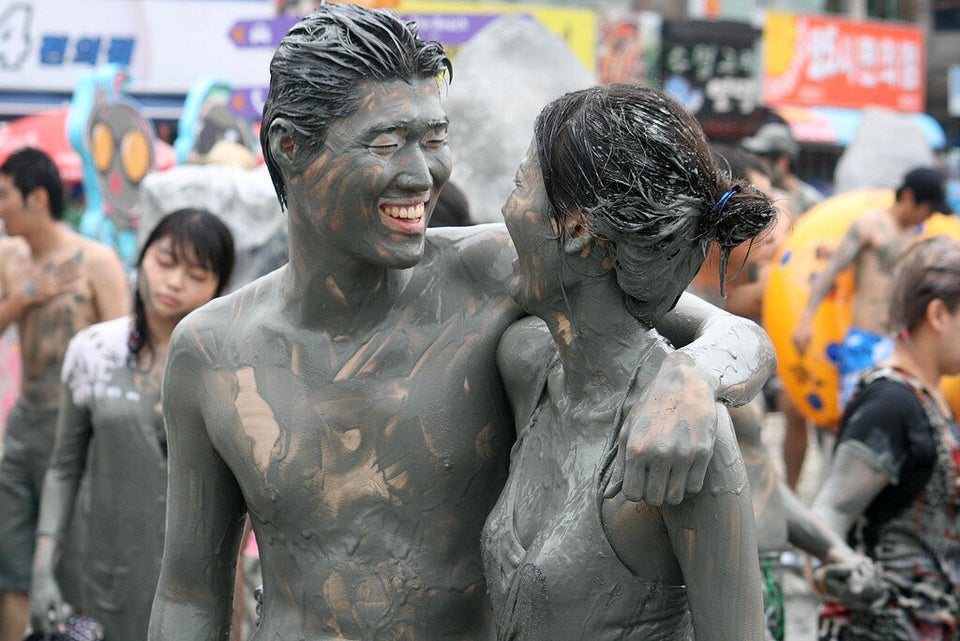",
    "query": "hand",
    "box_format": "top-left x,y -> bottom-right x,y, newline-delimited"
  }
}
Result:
814,557 -> 886,611
605,354 -> 718,506
29,570 -> 72,636
792,316 -> 813,355
23,254 -> 81,307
